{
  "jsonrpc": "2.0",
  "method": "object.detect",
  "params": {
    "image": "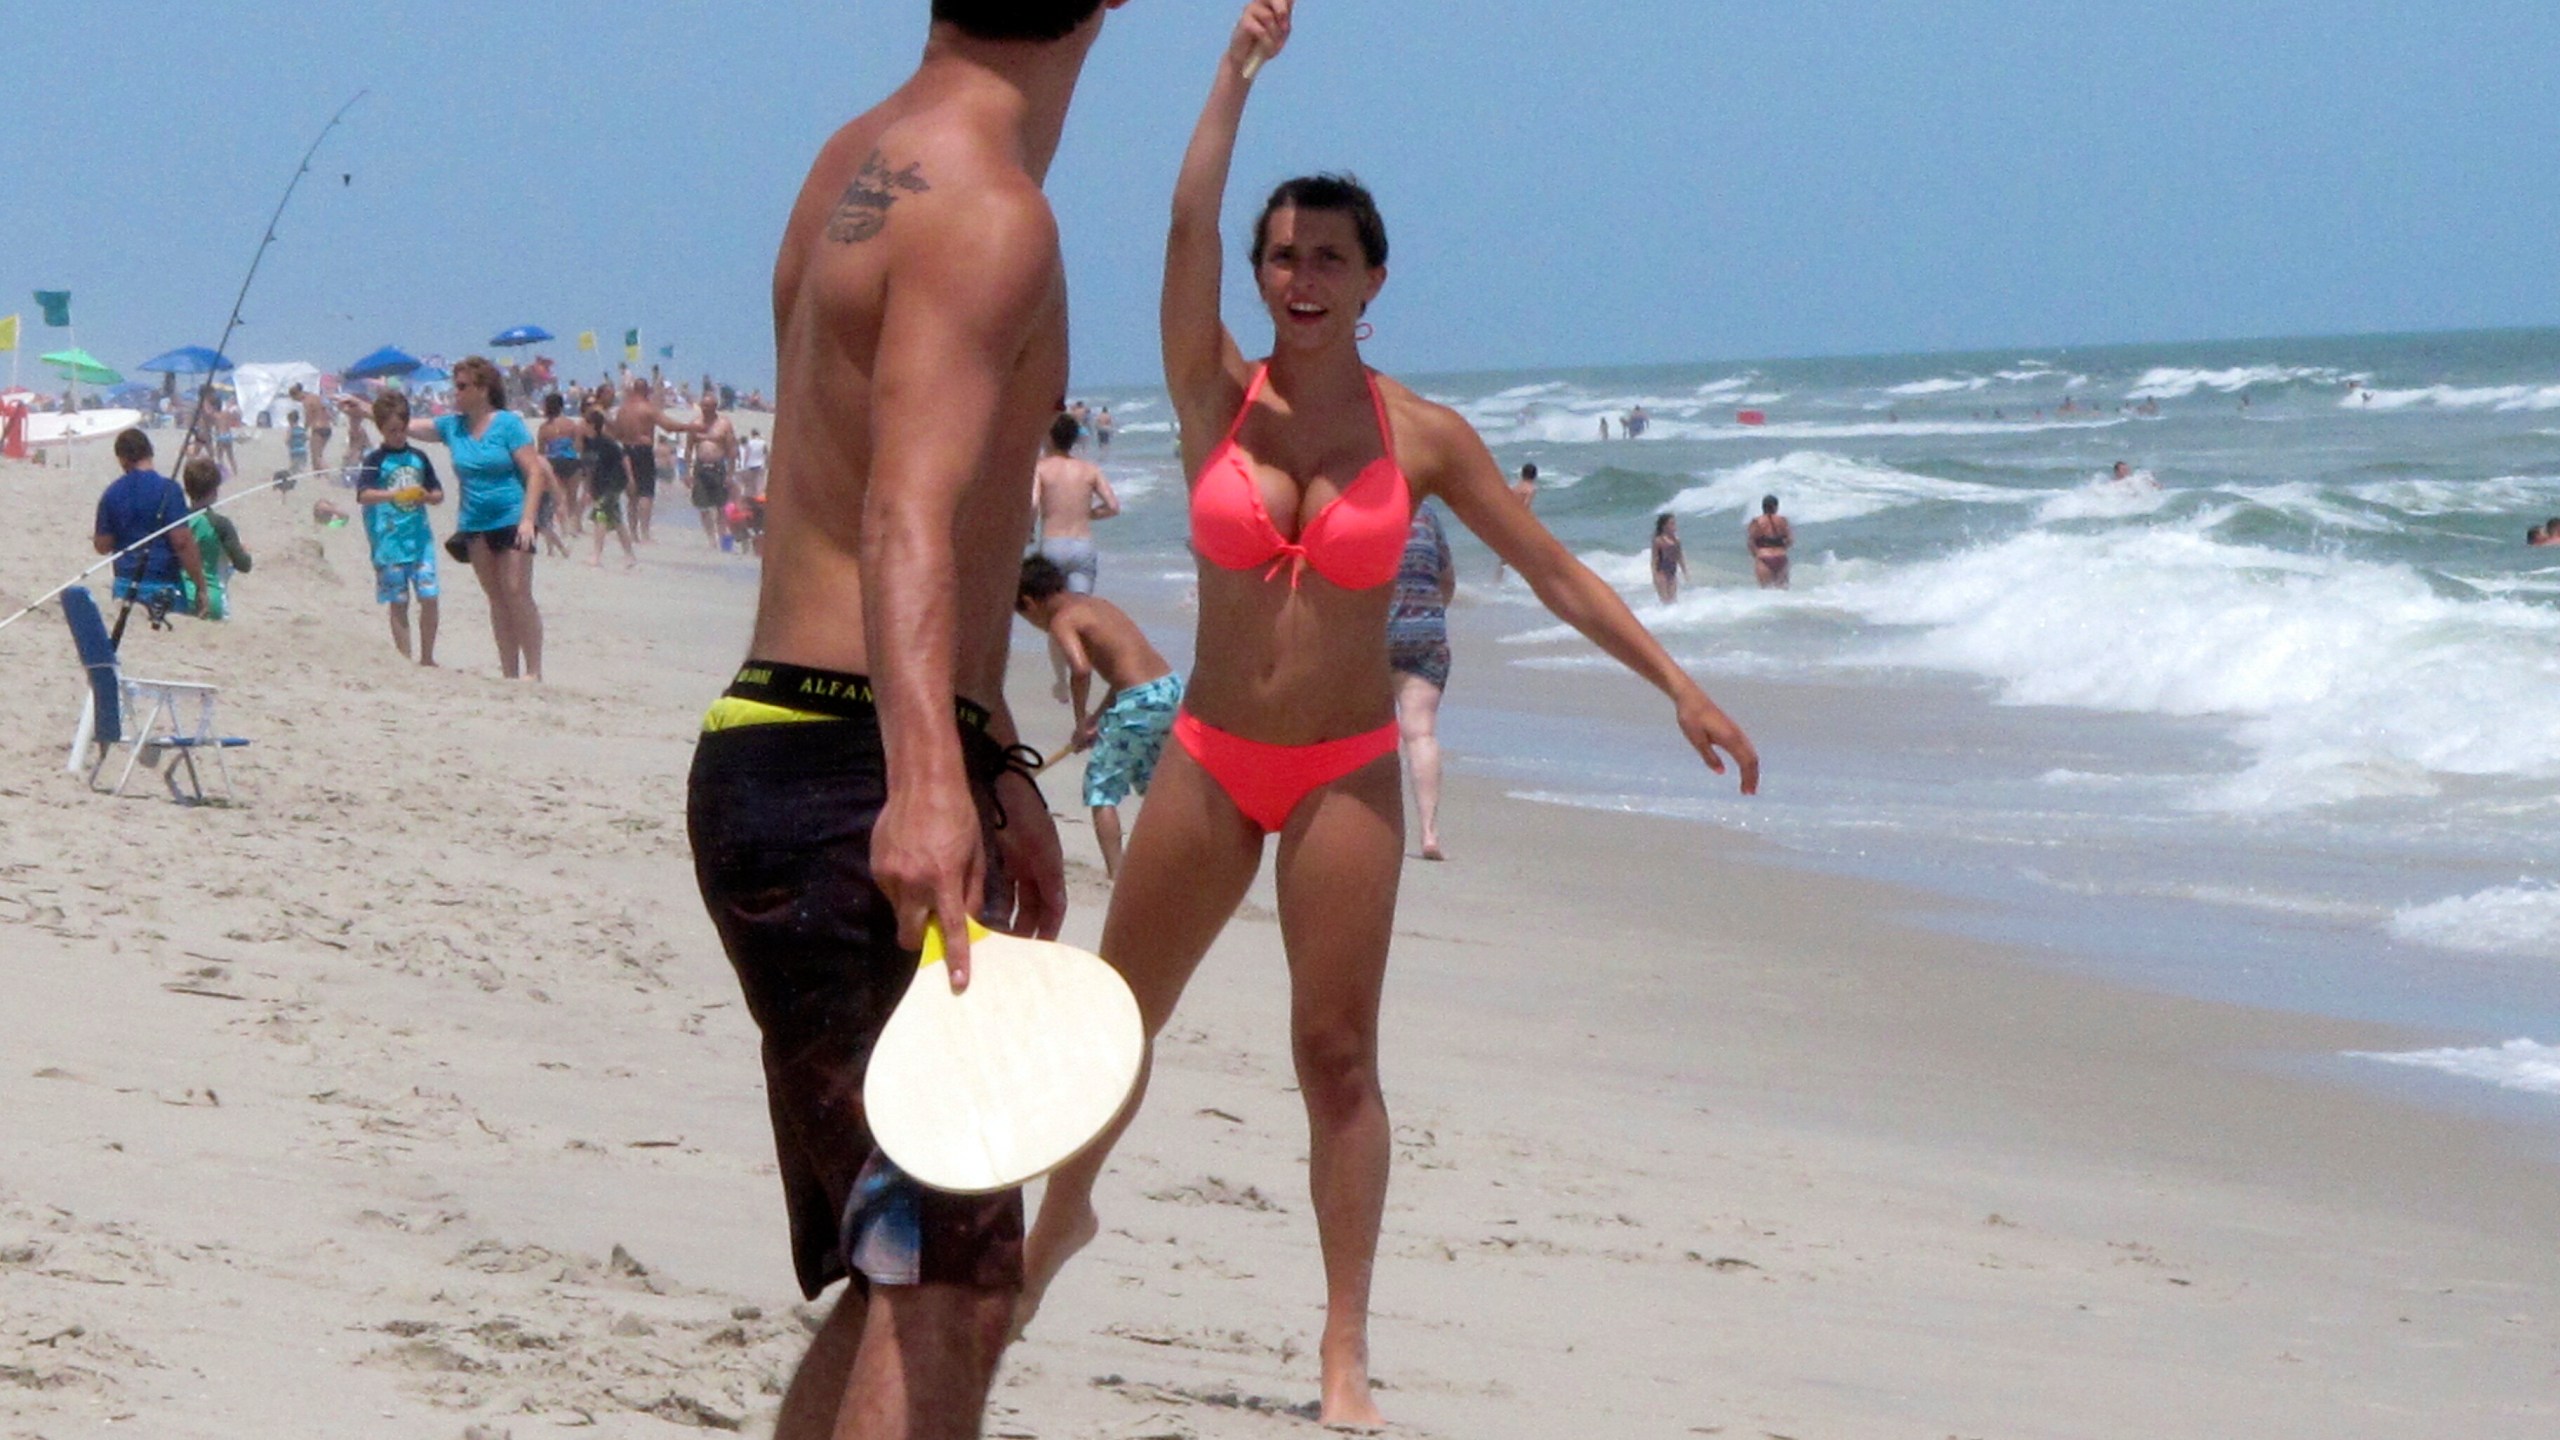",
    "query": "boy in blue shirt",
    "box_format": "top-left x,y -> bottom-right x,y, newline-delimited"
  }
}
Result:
354,391 -> 446,665
92,428 -> 209,618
